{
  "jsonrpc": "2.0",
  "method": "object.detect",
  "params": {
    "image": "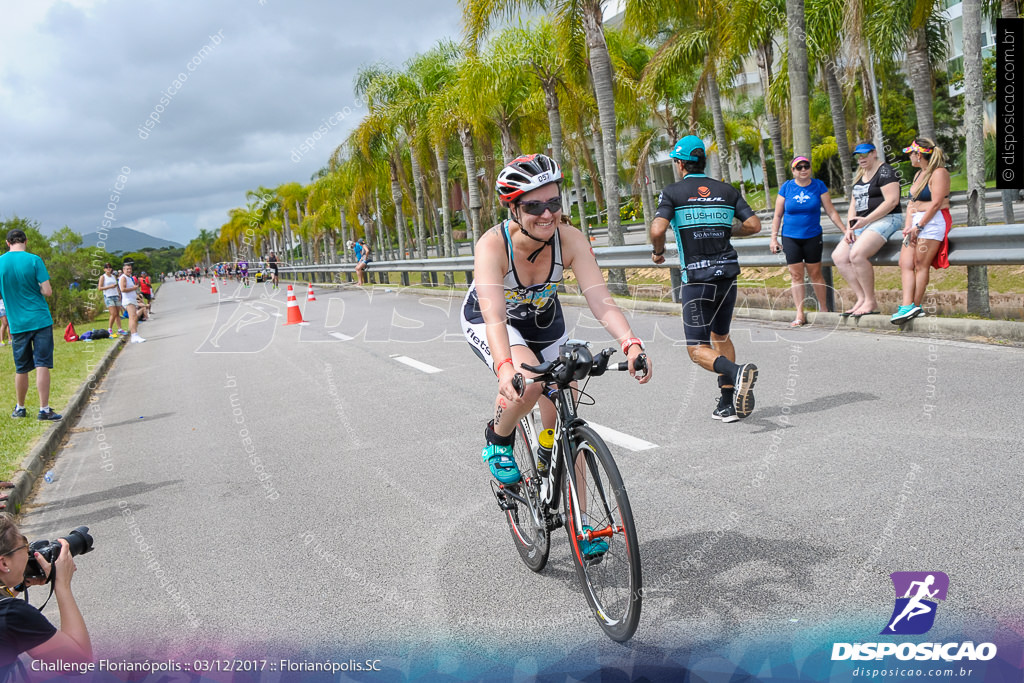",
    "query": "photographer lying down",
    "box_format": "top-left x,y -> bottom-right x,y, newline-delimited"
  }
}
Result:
0,515 -> 92,678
